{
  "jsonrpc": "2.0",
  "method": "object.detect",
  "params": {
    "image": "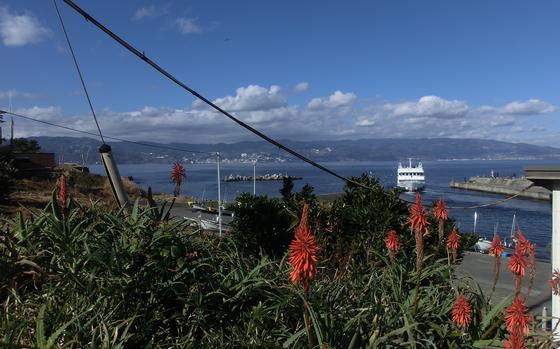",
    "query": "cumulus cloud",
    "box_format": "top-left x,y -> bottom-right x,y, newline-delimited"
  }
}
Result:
175,17 -> 203,34
132,5 -> 168,21
307,90 -> 356,109
385,96 -> 469,119
294,82 -> 309,92
211,85 -> 286,112
500,99 -> 556,115
7,87 -> 559,146
0,7 -> 51,46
